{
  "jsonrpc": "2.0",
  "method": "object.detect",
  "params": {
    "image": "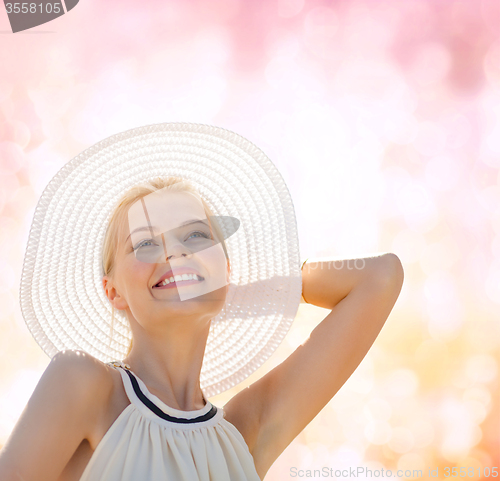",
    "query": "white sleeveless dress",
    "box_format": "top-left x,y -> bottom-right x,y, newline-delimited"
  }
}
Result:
78,361 -> 261,481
